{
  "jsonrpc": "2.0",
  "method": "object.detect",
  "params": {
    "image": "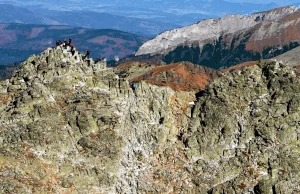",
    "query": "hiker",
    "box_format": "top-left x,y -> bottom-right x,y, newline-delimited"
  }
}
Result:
63,40 -> 68,48
255,16 -> 261,22
95,57 -> 102,63
131,83 -> 137,91
68,38 -> 72,46
56,40 -> 63,46
84,50 -> 90,60
71,46 -> 76,56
